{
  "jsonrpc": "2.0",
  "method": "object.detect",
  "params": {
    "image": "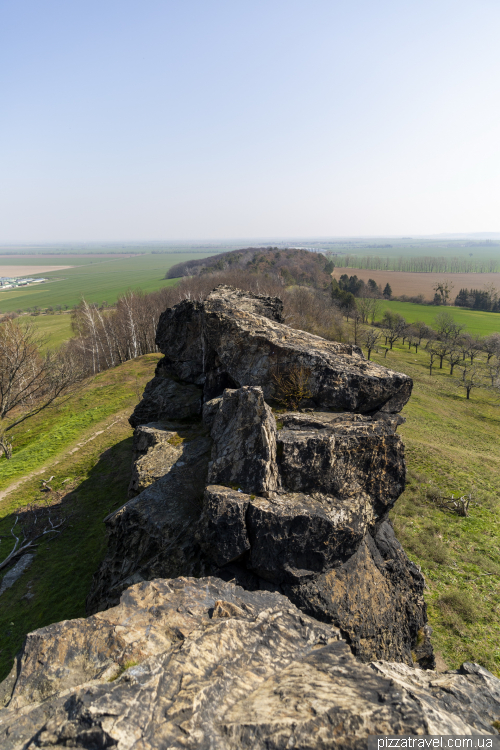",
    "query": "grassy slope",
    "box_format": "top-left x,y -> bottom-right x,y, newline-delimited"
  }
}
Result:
0,355 -> 162,679
371,343 -> 500,674
381,300 -> 500,336
0,253 -> 214,313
